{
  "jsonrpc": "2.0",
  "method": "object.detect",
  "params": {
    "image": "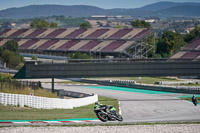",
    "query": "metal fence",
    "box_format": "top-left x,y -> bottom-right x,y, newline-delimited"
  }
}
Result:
0,80 -> 41,90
